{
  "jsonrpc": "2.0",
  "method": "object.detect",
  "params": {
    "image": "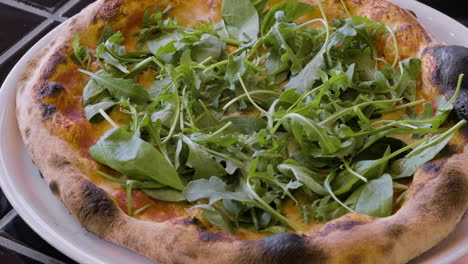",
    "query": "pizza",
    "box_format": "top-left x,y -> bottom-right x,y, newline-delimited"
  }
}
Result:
15,0 -> 468,263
